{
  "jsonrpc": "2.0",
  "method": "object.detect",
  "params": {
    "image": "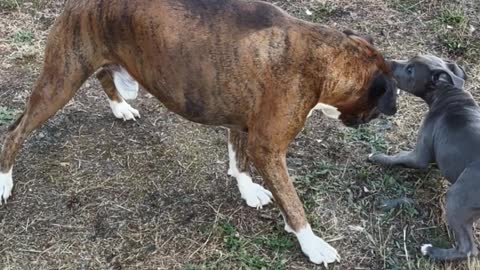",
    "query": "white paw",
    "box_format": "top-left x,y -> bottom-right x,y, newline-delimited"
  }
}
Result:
421,244 -> 432,256
237,173 -> 273,209
0,169 -> 13,205
109,100 -> 140,121
296,225 -> 340,266
241,183 -> 273,209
